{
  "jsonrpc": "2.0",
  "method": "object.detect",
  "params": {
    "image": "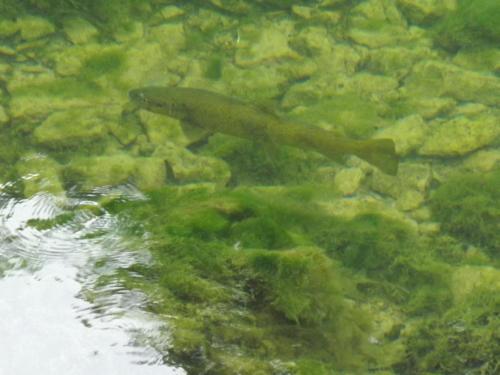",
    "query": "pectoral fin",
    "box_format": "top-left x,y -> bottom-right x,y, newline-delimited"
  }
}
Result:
181,121 -> 213,150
